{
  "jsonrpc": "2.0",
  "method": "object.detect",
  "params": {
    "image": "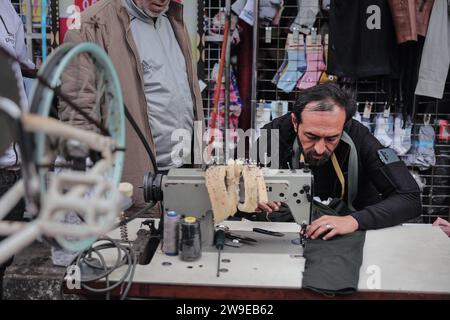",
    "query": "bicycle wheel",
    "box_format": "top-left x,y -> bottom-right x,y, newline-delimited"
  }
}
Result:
29,43 -> 125,251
